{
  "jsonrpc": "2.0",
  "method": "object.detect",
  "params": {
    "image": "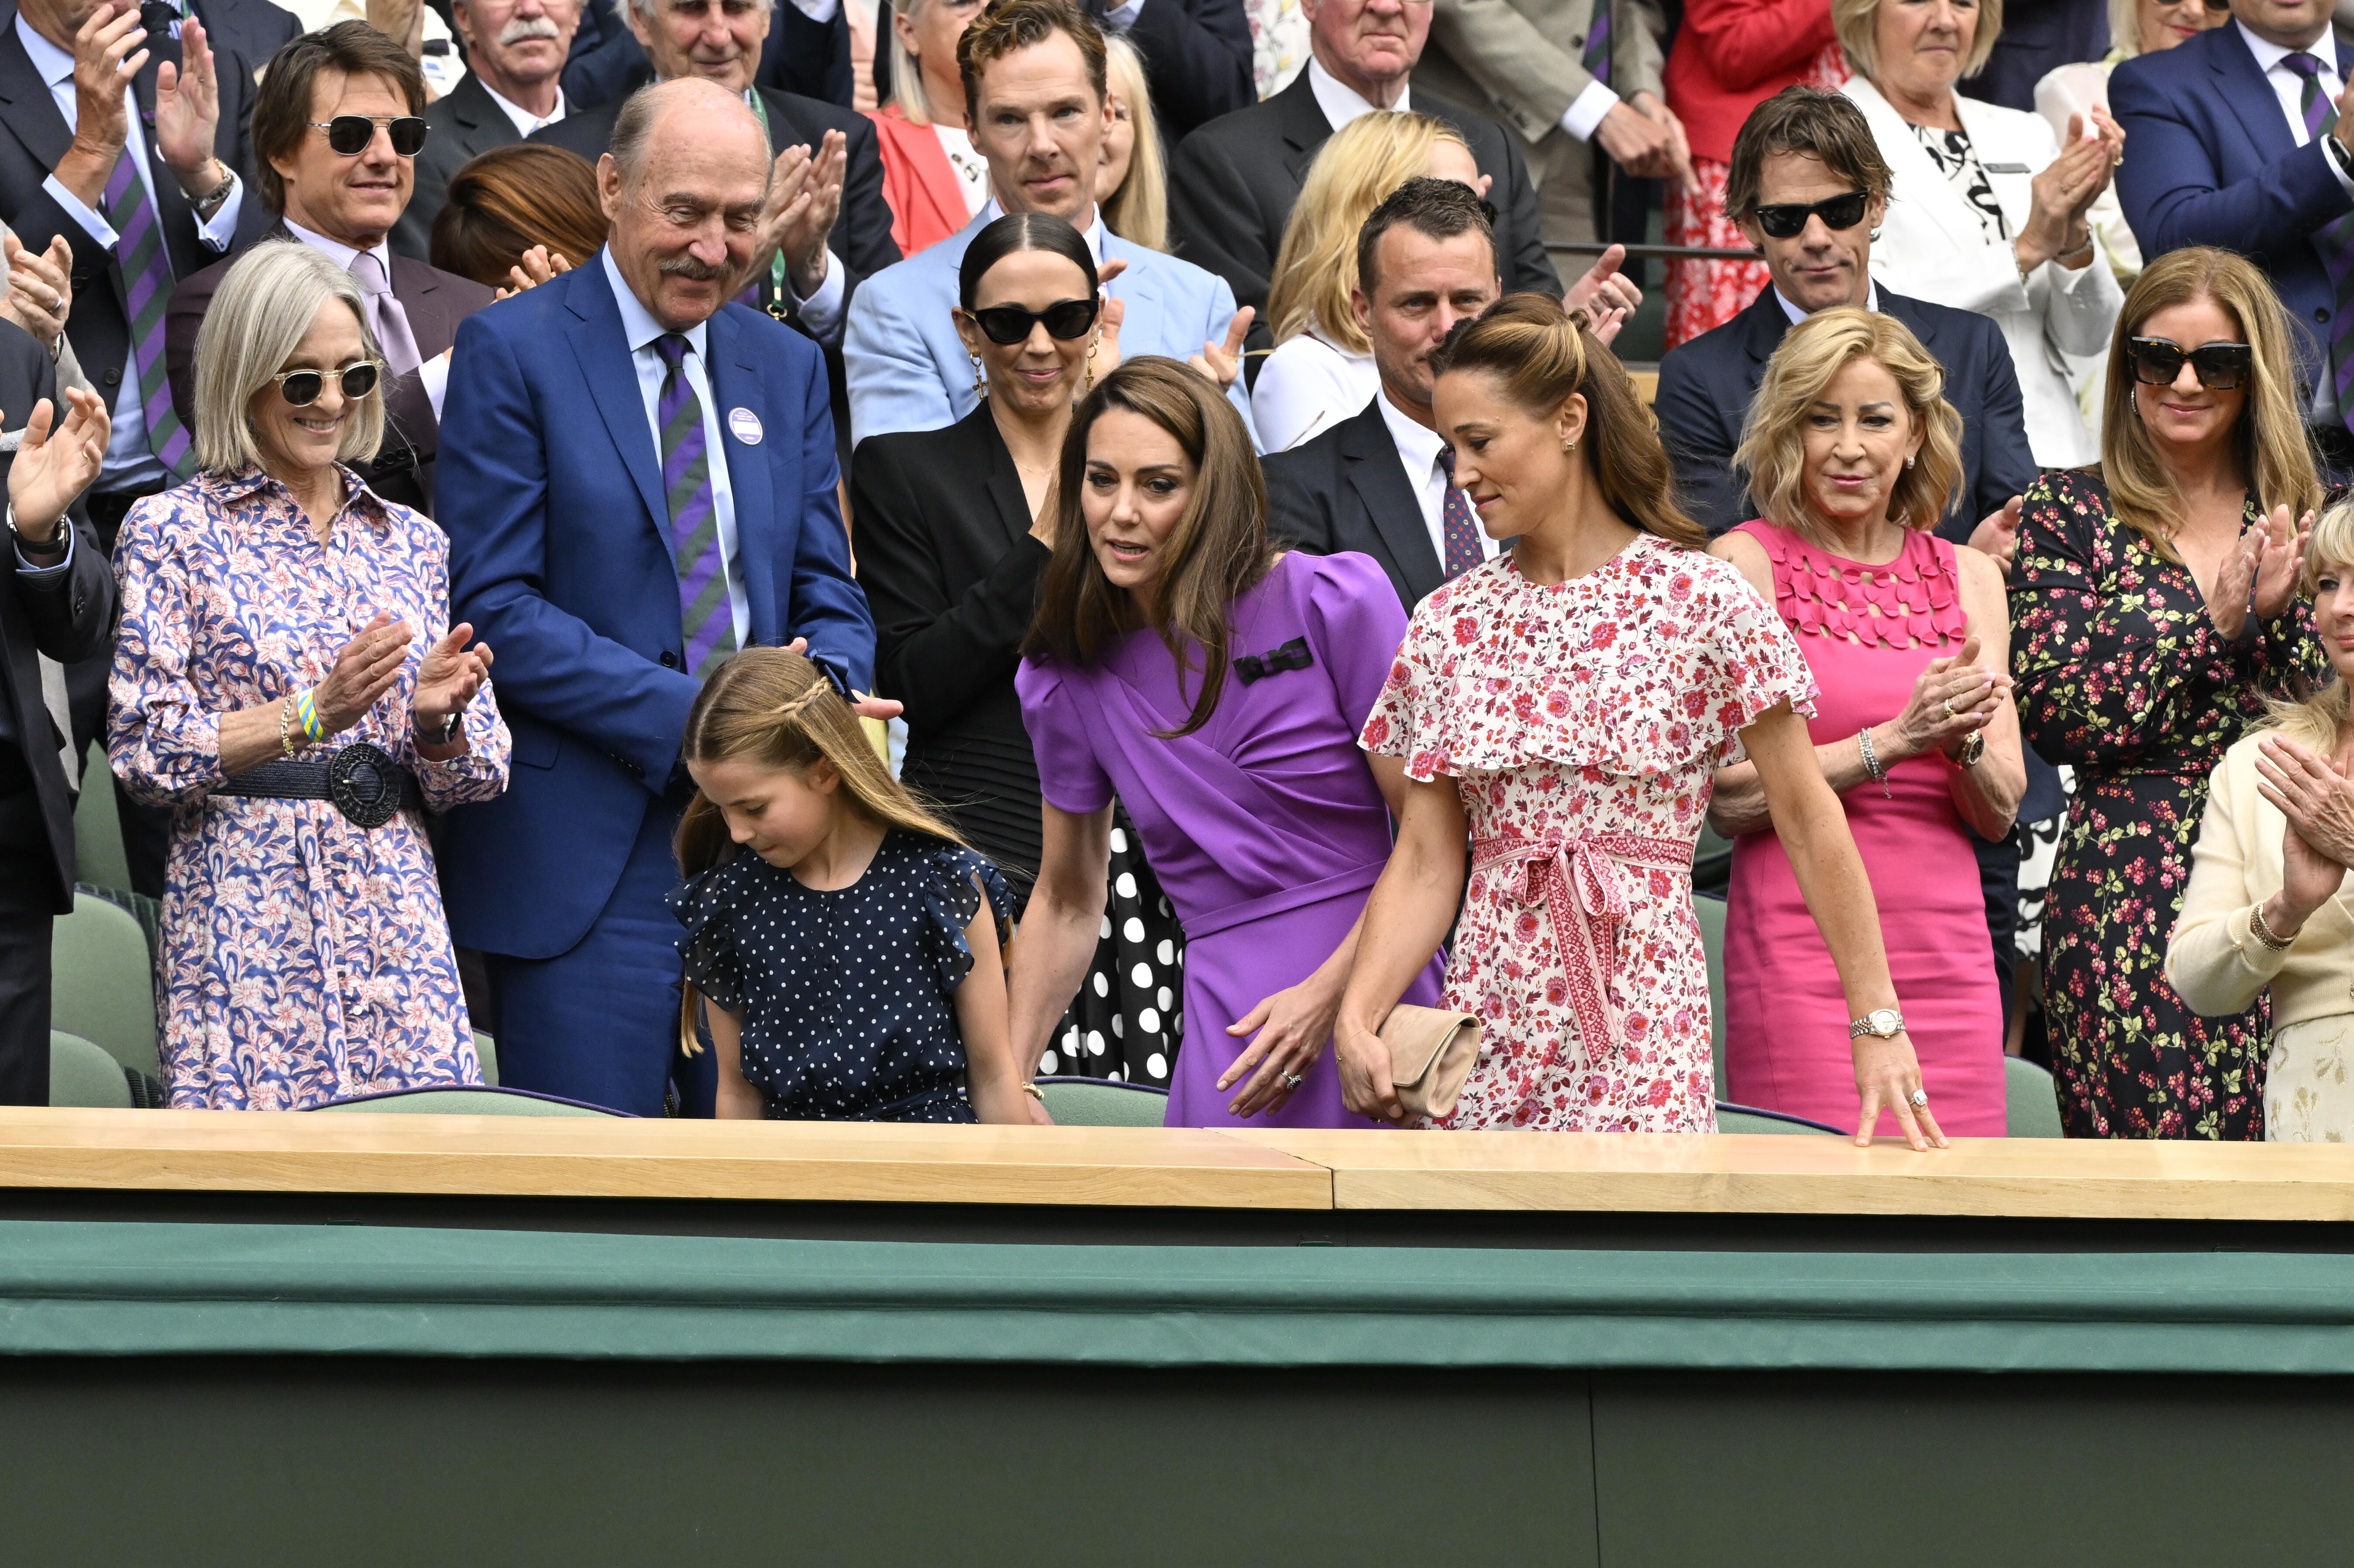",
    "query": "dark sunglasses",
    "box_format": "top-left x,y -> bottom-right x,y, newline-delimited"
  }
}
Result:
2128,337 -> 2253,390
271,361 -> 381,406
309,115 -> 429,157
1751,189 -> 1871,239
965,296 -> 1100,345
